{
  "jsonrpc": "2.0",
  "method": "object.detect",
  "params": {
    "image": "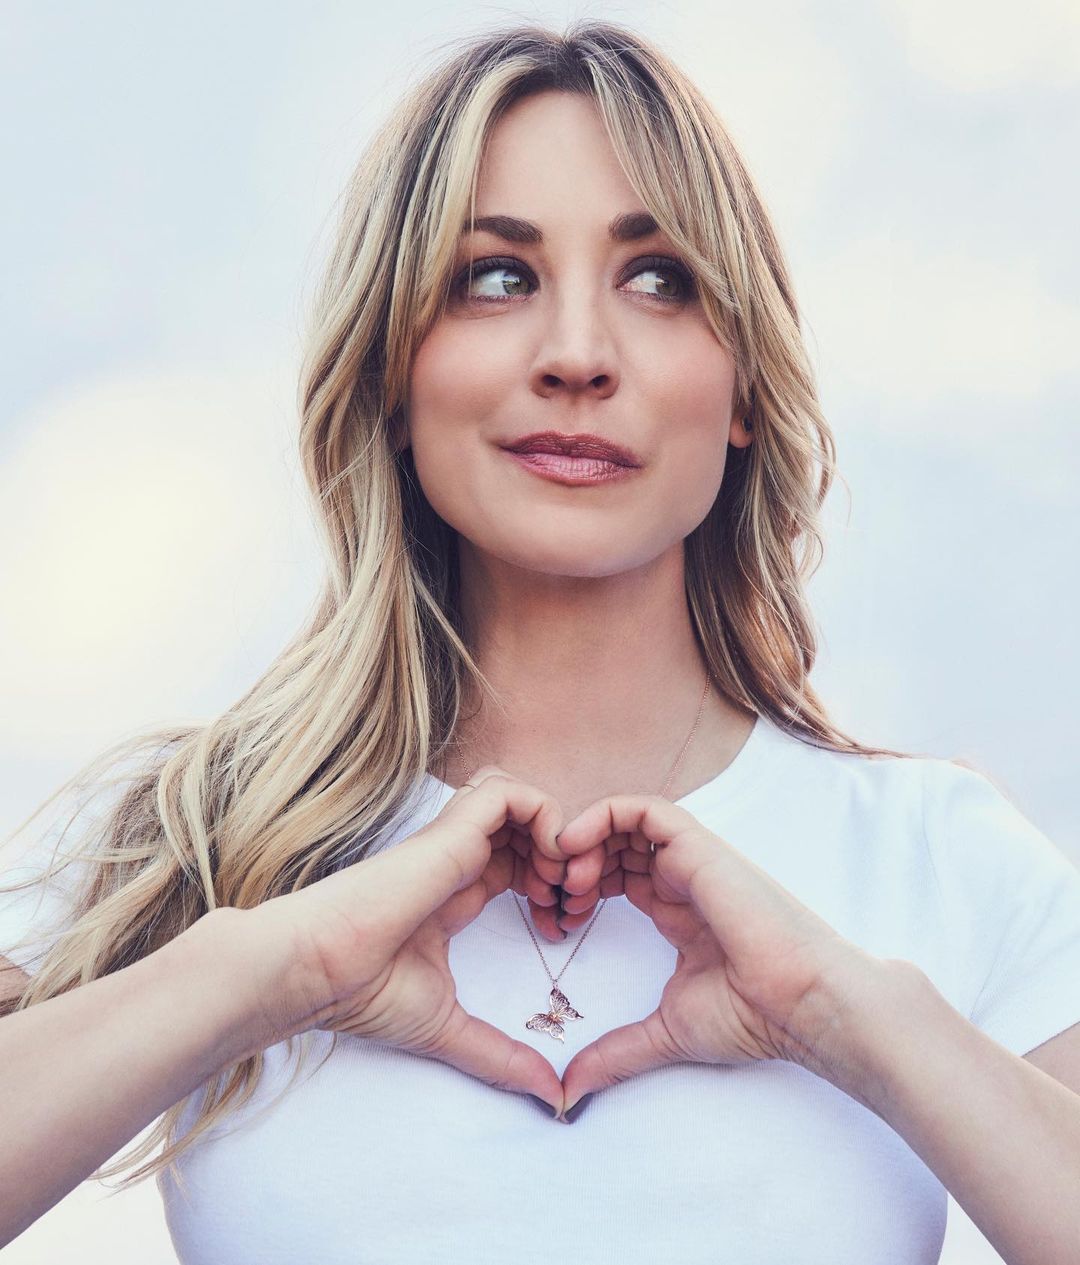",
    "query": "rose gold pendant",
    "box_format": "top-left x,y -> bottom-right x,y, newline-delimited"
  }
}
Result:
525,985 -> 584,1042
